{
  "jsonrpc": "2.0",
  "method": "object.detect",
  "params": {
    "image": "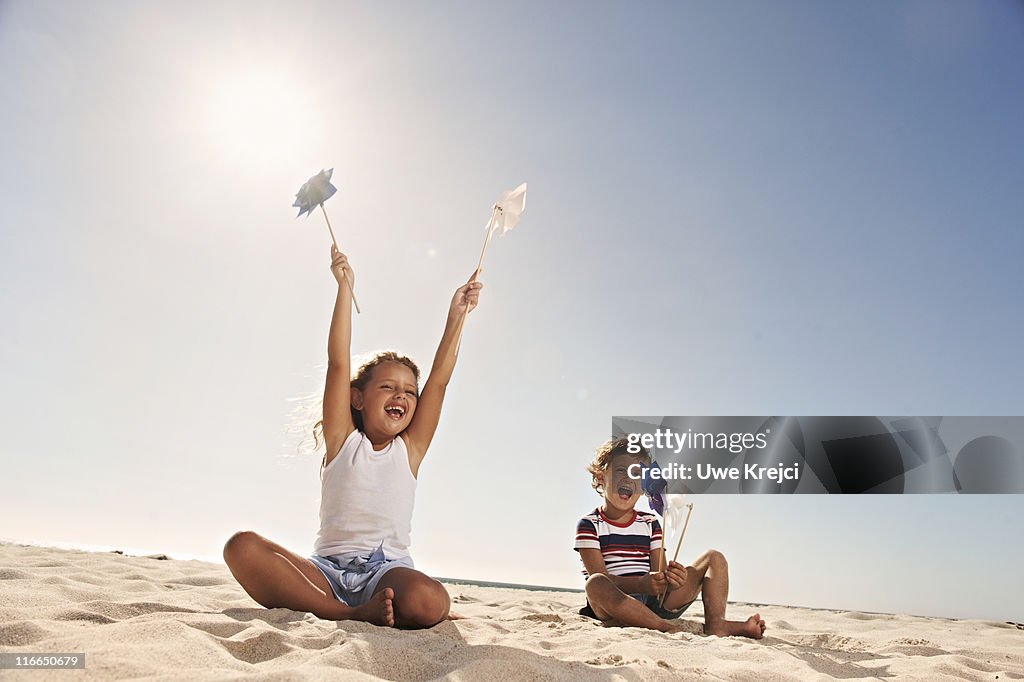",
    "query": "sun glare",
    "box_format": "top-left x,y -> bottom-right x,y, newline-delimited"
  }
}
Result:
203,67 -> 318,165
